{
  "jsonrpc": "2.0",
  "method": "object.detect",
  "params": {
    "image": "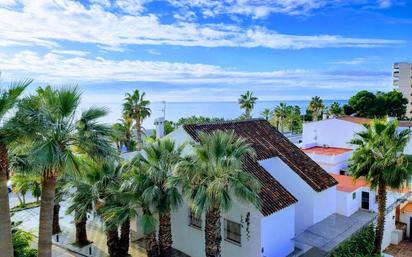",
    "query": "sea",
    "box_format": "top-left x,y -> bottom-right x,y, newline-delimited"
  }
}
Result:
94,100 -> 348,128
